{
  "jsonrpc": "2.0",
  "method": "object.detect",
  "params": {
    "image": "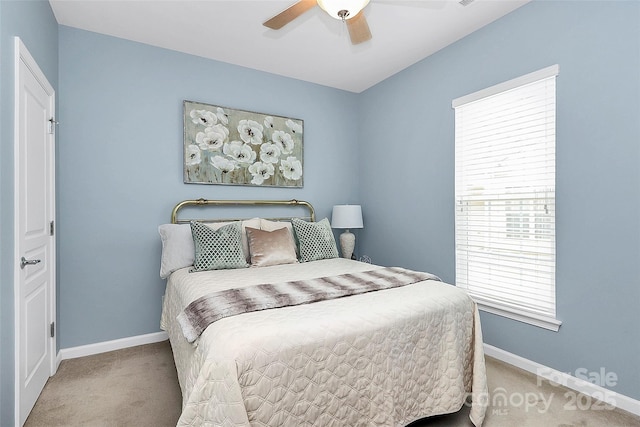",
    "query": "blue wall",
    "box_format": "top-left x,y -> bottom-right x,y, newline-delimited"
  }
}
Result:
0,1 -> 58,425
358,0 -> 640,400
57,26 -> 360,349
